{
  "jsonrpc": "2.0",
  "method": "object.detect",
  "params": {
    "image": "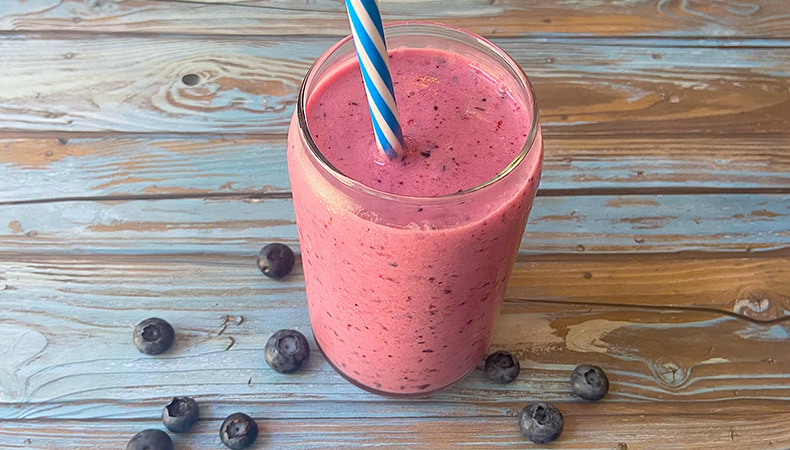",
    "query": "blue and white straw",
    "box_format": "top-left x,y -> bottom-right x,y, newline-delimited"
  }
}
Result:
345,0 -> 403,160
